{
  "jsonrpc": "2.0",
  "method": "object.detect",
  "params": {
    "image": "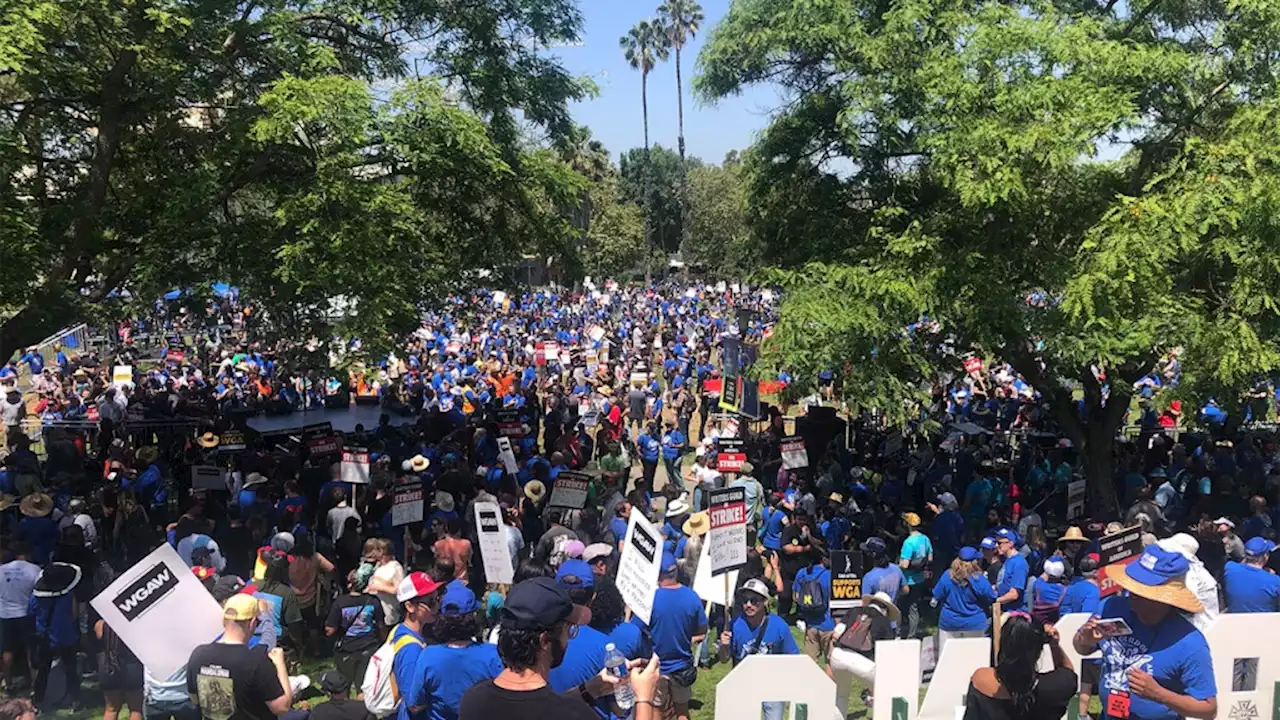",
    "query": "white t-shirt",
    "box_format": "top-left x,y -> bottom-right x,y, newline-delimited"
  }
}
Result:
695,465 -> 722,491
0,559 -> 41,618
373,560 -> 405,625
